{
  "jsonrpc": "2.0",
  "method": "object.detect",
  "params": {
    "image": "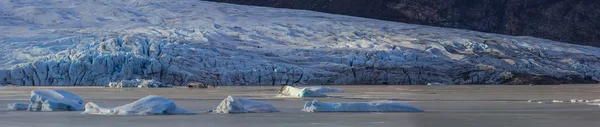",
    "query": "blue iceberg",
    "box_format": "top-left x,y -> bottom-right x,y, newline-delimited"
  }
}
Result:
8,89 -> 85,111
